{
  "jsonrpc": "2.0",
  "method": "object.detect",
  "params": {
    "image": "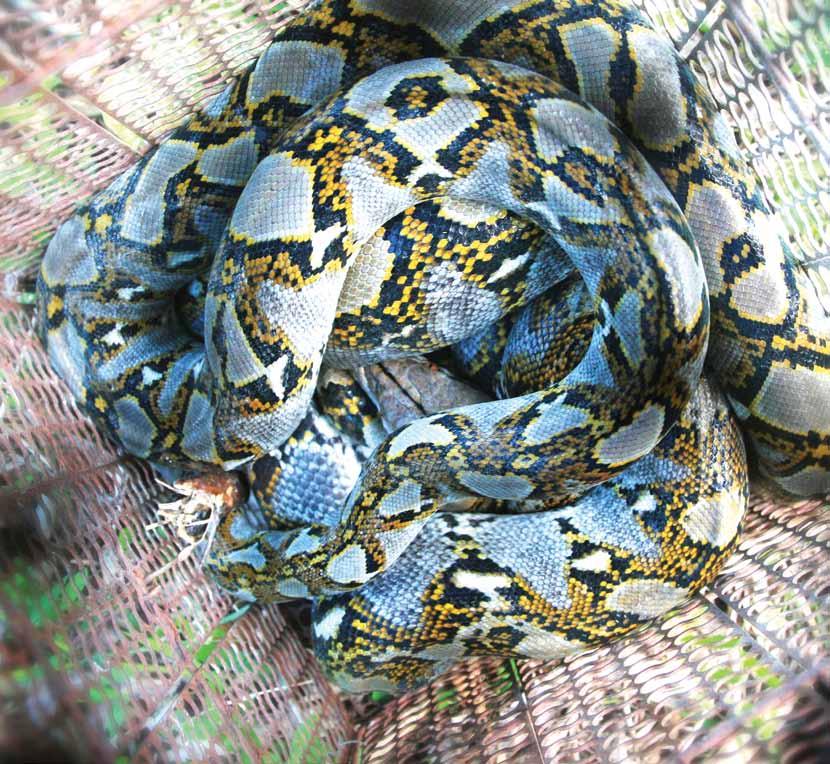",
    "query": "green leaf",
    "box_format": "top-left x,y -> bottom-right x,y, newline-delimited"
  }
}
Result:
285,712 -> 333,764
118,527 -> 134,553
